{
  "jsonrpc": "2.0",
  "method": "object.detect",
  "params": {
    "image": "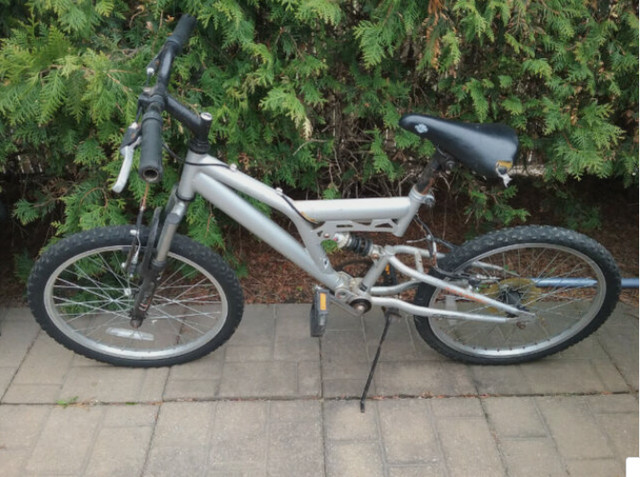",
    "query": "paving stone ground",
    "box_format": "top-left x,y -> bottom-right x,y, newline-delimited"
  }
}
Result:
0,302 -> 637,476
